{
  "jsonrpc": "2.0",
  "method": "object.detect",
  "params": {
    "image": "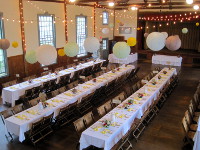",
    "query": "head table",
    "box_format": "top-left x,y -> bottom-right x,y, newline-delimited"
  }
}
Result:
80,67 -> 177,150
5,65 -> 135,142
152,54 -> 182,66
2,60 -> 105,107
108,53 -> 138,64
